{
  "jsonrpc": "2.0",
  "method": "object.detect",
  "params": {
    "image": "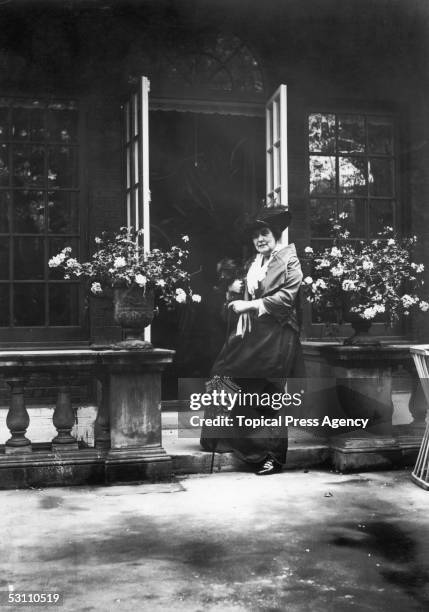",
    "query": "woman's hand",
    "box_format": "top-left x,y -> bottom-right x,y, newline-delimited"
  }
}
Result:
228,279 -> 244,294
228,300 -> 257,314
